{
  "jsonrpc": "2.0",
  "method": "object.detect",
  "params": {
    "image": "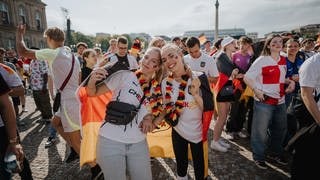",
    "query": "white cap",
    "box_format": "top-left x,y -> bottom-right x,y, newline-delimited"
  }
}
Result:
221,36 -> 235,48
